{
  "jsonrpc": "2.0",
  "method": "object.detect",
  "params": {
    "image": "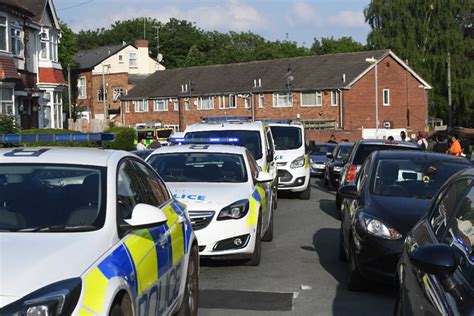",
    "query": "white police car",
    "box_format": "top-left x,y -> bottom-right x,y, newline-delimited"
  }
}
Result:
268,121 -> 311,200
0,134 -> 198,316
146,139 -> 274,266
